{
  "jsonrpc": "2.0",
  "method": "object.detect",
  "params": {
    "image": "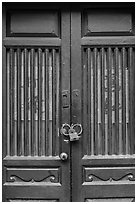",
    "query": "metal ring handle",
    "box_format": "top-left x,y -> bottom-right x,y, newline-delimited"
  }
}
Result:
72,124 -> 82,135
61,123 -> 71,136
